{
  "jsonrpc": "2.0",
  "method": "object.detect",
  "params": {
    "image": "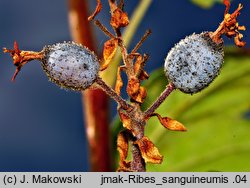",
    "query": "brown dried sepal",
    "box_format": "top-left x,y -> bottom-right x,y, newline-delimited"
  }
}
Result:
211,1 -> 246,47
134,54 -> 149,81
135,136 -> 163,164
88,0 -> 102,21
101,38 -> 119,71
115,66 -> 125,96
127,77 -> 140,98
151,113 -> 187,131
127,78 -> 147,104
3,41 -> 44,81
119,111 -> 132,132
110,8 -> 129,29
134,86 -> 147,104
117,130 -> 131,170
